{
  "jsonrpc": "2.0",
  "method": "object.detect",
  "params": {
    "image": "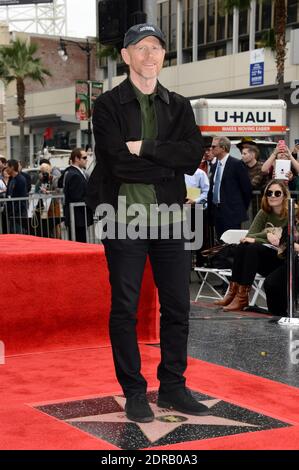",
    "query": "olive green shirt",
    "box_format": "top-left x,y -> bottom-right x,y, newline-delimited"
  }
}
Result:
247,209 -> 288,243
117,82 -> 184,226
118,83 -> 157,224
